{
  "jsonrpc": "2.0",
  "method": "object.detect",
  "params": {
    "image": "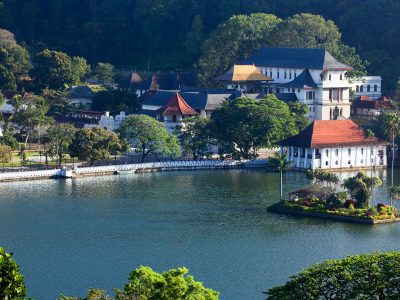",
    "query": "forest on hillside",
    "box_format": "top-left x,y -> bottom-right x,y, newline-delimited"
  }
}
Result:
0,0 -> 399,92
